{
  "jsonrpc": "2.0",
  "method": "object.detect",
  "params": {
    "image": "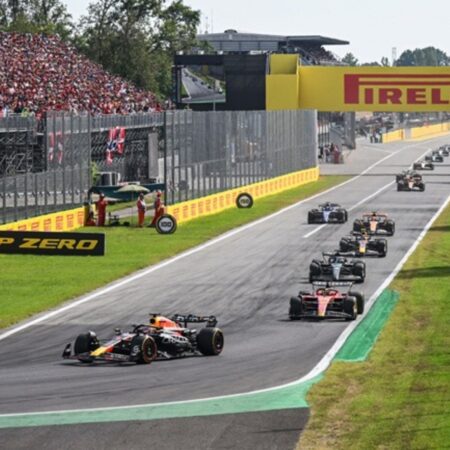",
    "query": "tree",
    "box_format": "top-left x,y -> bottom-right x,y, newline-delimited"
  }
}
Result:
77,0 -> 200,98
380,56 -> 390,67
0,0 -> 72,37
396,47 -> 450,66
342,52 -> 358,66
